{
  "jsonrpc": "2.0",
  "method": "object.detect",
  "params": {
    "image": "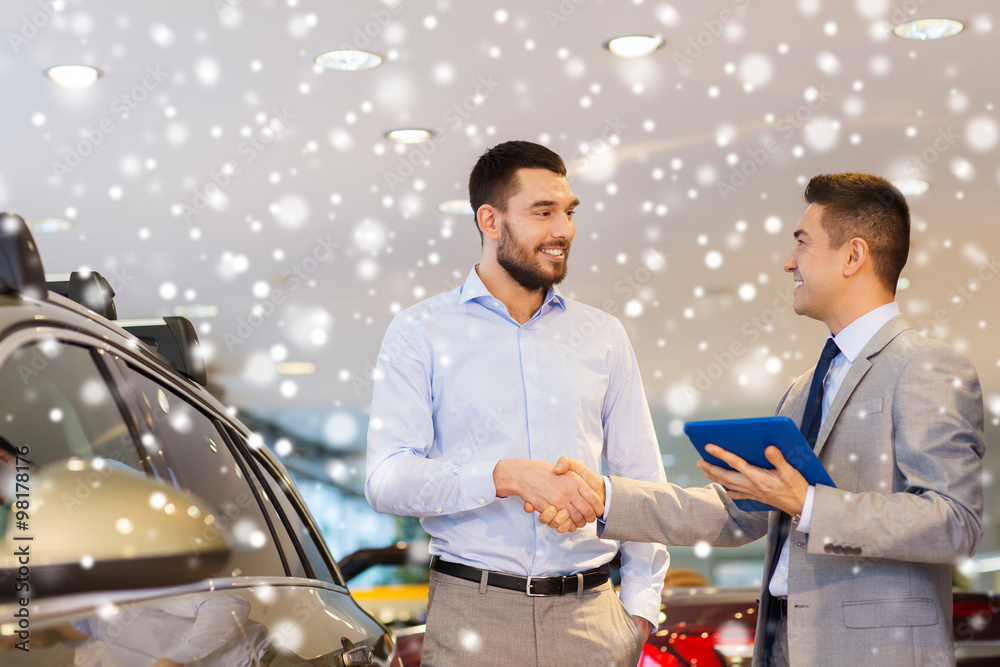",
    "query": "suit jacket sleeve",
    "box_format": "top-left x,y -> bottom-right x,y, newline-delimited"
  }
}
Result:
807,343 -> 985,562
601,476 -> 769,547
